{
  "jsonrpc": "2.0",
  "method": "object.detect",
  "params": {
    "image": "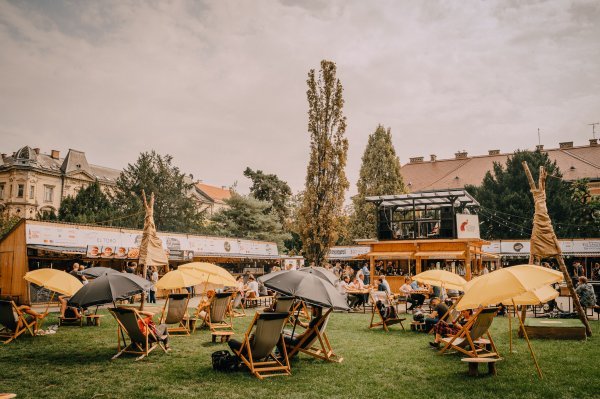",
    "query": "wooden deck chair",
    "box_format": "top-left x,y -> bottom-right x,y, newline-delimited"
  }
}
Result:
109,307 -> 168,361
369,291 -> 406,332
160,293 -> 190,335
428,302 -> 461,335
285,308 -> 343,363
0,300 -> 37,344
227,292 -> 246,318
289,300 -> 311,326
266,296 -> 295,313
228,312 -> 291,380
195,292 -> 233,333
59,306 -> 83,327
439,307 -> 500,358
